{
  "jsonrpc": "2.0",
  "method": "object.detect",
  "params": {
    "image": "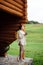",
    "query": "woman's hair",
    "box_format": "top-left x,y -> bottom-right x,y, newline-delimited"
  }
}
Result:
19,25 -> 22,29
